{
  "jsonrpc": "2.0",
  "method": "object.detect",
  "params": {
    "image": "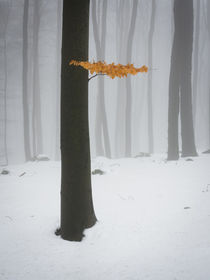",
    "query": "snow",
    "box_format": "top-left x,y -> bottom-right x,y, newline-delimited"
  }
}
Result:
1,154 -> 210,280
